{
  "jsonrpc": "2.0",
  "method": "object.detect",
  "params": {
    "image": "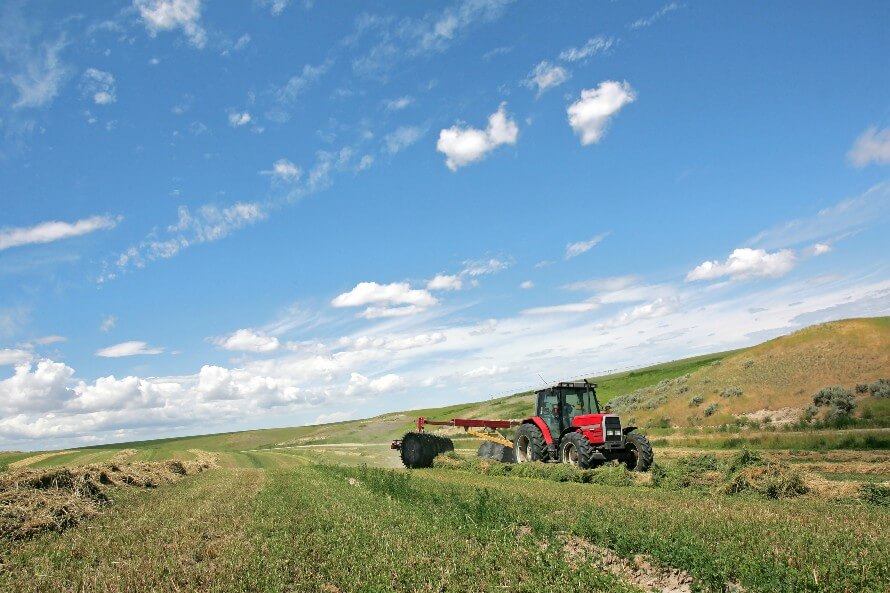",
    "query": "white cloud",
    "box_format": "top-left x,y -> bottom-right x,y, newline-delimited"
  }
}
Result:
464,365 -> 509,378
228,111 -> 252,127
100,315 -> 117,333
525,61 -> 569,95
812,243 -> 832,256
96,341 -> 164,357
565,233 -> 607,259
686,248 -> 797,282
567,81 -> 636,145
461,257 -> 509,276
559,36 -> 614,62
261,0 -> 290,16
214,329 -> 280,352
563,275 -> 638,292
0,215 -> 120,251
358,155 -> 375,170
261,158 -> 301,182
312,410 -> 353,425
437,102 -> 518,170
520,280 -> 535,289
81,68 -> 116,105
522,302 -> 598,315
35,335 -> 66,345
427,274 -> 463,291
0,360 -> 73,414
630,2 -> 681,30
233,34 -> 251,52
384,126 -> 424,154
276,62 -> 330,102
3,27 -> 68,110
135,0 -> 207,49
332,281 -> 437,318
0,349 -> 32,366
345,372 -> 404,396
385,96 -> 413,111
847,126 -> 890,168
